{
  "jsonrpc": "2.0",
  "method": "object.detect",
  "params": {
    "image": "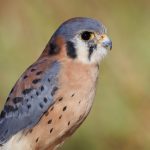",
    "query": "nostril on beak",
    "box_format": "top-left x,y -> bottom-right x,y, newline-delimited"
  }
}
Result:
102,40 -> 112,50
98,34 -> 112,50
